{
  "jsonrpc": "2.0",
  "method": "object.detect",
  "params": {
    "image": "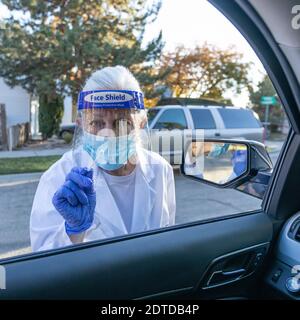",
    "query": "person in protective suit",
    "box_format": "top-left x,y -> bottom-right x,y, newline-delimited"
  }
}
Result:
30,66 -> 176,252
